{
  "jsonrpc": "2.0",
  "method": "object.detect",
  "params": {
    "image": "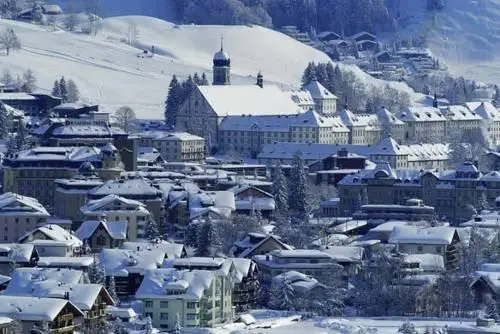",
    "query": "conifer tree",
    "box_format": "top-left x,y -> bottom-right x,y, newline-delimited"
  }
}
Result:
144,316 -> 153,334
144,217 -> 161,243
272,161 -> 289,218
196,217 -> 221,257
200,72 -> 209,85
288,151 -> 307,222
107,275 -> 119,305
15,121 -> 27,151
51,80 -> 61,97
165,75 -> 180,127
59,76 -> 68,102
66,79 -> 79,102
21,69 -> 36,93
0,102 -> 9,139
